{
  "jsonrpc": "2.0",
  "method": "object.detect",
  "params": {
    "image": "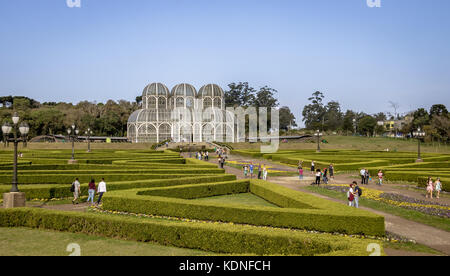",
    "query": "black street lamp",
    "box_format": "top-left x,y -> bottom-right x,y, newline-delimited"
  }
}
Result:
2,122 -> 11,148
413,128 -> 426,162
314,130 -> 323,153
67,124 -> 79,162
2,112 -> 30,193
353,118 -> 357,136
85,128 -> 93,153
